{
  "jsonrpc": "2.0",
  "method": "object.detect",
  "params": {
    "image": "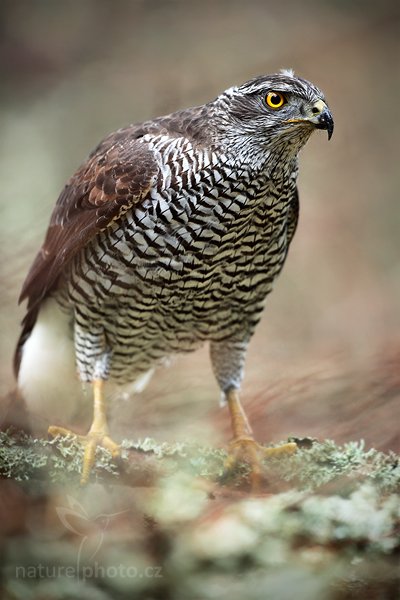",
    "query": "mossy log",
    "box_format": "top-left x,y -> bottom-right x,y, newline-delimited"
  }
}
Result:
0,430 -> 399,491
1,430 -> 399,600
